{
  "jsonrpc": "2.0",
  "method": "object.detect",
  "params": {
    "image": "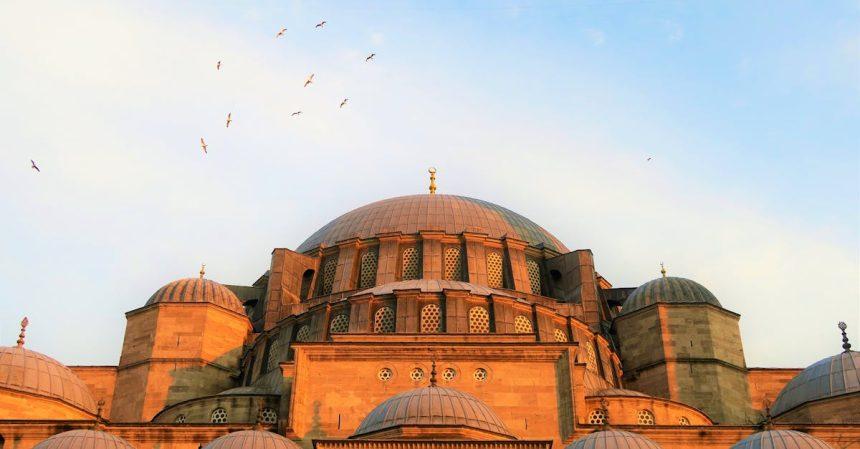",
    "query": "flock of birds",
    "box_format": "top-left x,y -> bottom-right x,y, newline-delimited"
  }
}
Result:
197,20 -> 376,156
